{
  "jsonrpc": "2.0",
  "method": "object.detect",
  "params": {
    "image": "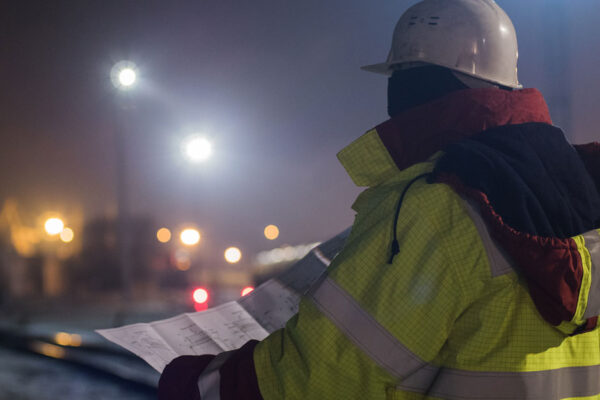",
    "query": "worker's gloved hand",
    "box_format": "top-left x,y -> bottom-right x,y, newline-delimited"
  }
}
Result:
158,355 -> 215,400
